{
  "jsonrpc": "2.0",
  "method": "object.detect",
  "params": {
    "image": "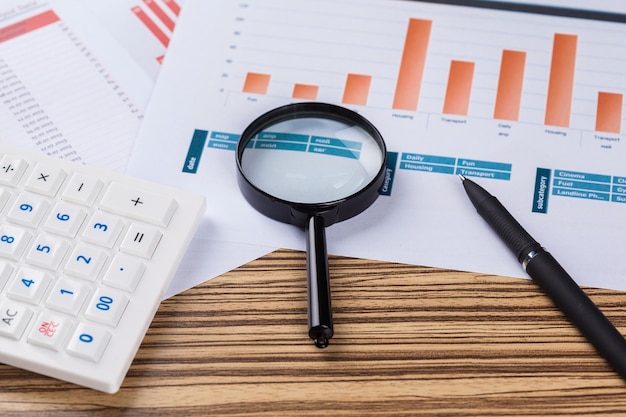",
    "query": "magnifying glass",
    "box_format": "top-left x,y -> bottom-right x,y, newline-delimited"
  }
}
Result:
236,102 -> 387,348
